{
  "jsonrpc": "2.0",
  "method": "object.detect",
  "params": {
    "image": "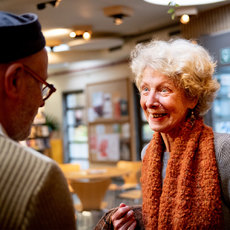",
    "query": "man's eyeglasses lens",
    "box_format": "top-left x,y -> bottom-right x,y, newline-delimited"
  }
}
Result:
22,64 -> 56,101
42,85 -> 50,100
